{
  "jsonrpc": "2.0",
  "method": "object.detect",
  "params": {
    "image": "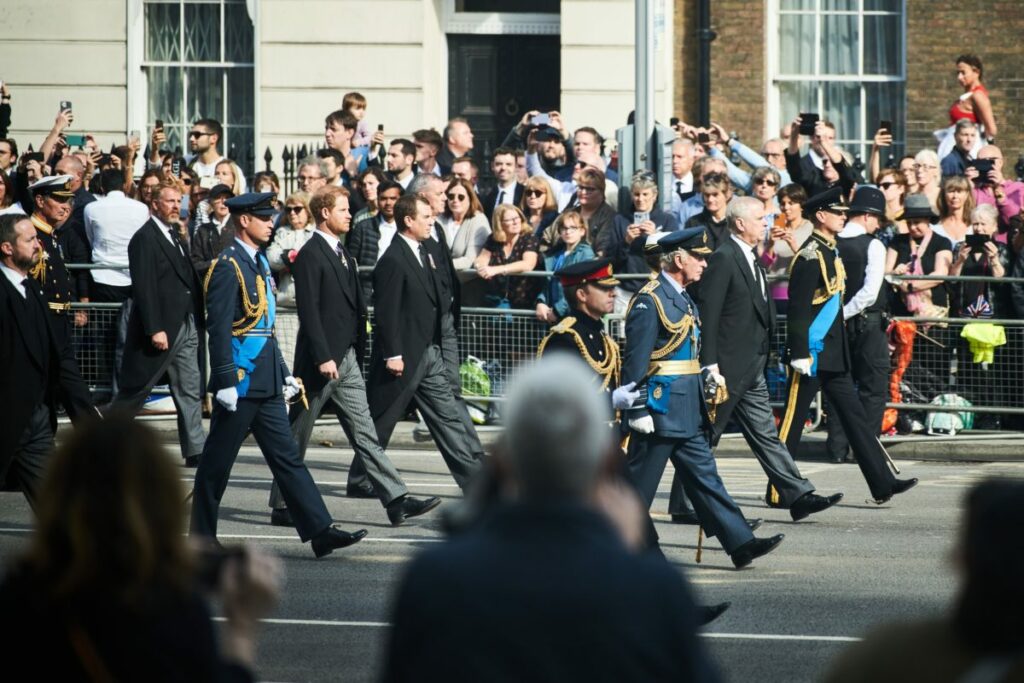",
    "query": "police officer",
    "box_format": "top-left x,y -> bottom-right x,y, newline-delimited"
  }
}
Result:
623,228 -> 784,569
189,192 -> 367,557
827,186 -> 890,463
777,187 -> 918,503
26,175 -> 88,343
